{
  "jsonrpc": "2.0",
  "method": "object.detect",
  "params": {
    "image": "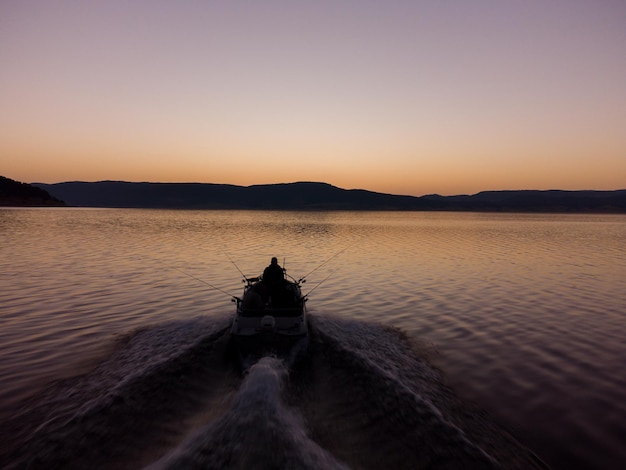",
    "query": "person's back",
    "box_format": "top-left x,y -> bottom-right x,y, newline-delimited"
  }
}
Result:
263,257 -> 284,284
